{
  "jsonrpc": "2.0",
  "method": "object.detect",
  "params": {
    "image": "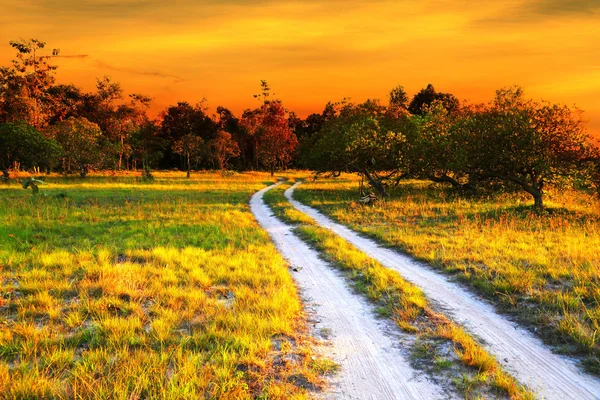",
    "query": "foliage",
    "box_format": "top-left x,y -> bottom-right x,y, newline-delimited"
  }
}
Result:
131,121 -> 166,178
208,130 -> 240,170
0,39 -> 59,127
457,87 -> 598,208
172,133 -> 204,178
241,86 -> 298,175
0,121 -> 60,178
408,83 -> 459,116
49,117 -> 103,177
388,84 -> 409,111
303,100 -> 408,197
